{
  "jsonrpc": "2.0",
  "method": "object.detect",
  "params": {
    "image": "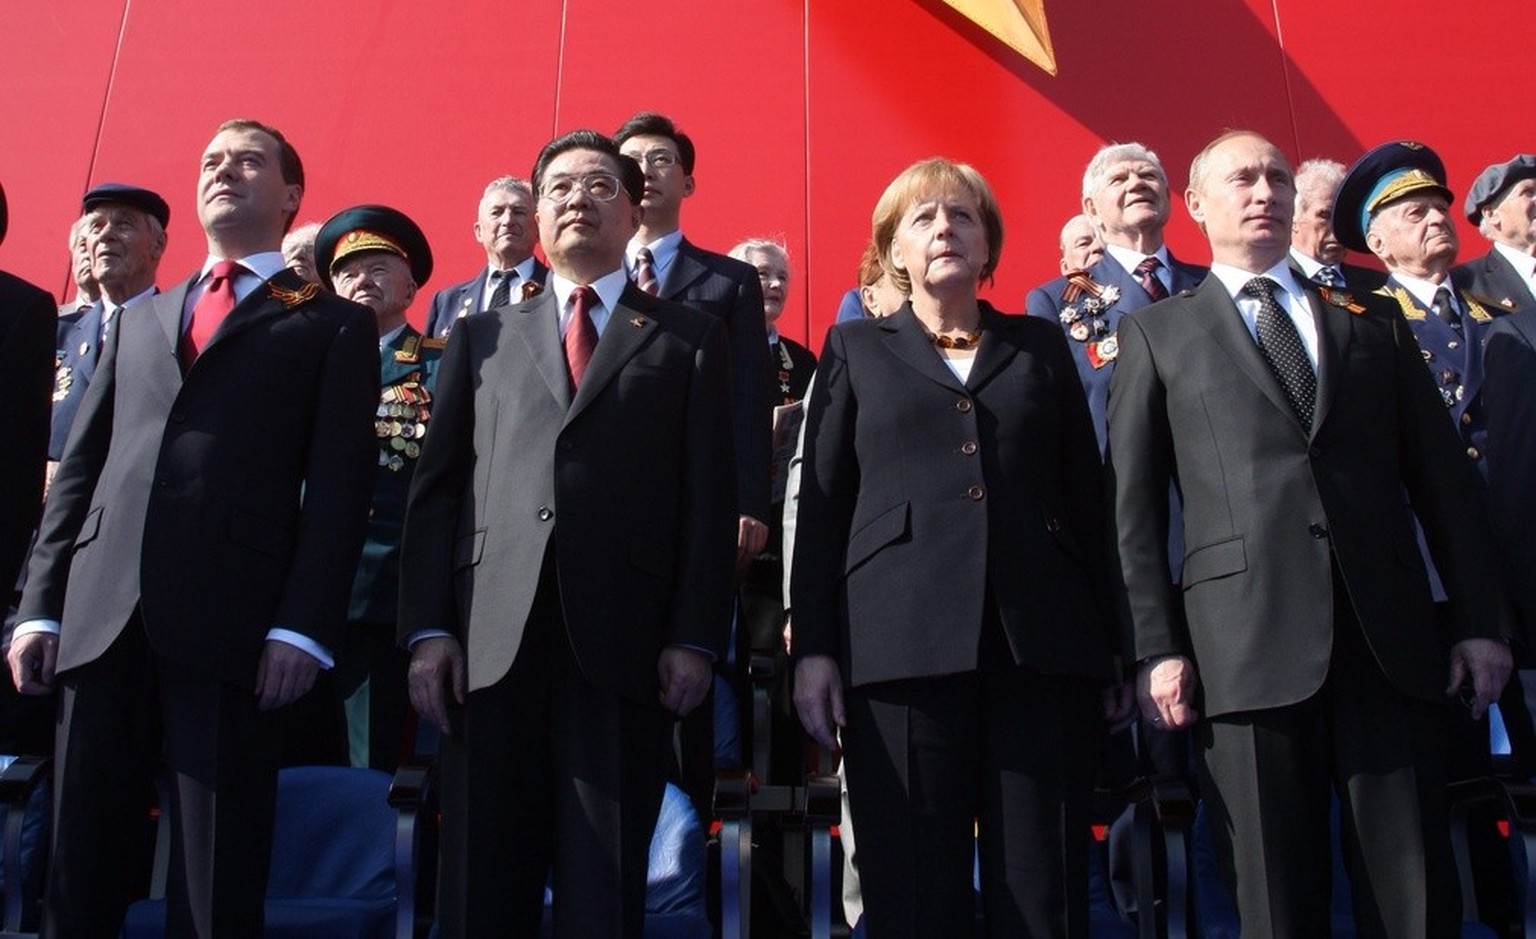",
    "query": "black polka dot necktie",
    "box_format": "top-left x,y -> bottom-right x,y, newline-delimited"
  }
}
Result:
1244,277 -> 1316,429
